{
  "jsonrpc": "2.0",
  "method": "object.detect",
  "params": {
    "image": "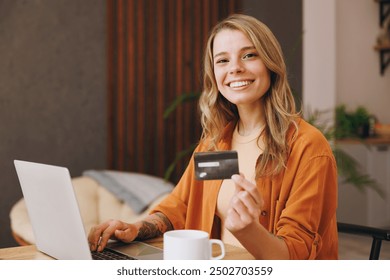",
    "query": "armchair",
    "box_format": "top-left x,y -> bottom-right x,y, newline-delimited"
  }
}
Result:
10,173 -> 173,245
